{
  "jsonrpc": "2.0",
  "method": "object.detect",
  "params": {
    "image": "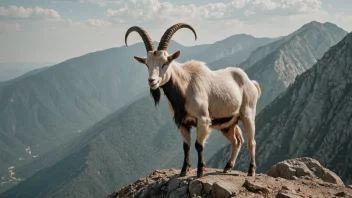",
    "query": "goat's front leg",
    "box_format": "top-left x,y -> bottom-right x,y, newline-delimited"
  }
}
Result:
179,124 -> 191,177
195,115 -> 211,178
